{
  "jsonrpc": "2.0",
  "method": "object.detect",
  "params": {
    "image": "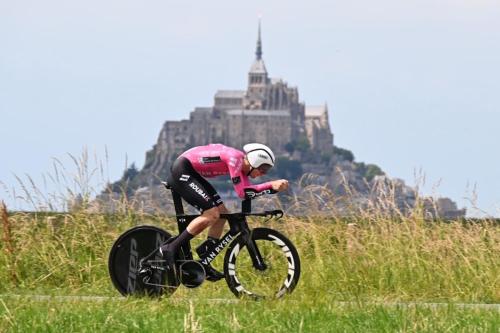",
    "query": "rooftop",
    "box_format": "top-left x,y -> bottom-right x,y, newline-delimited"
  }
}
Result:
215,90 -> 246,99
225,109 -> 290,117
305,105 -> 327,117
